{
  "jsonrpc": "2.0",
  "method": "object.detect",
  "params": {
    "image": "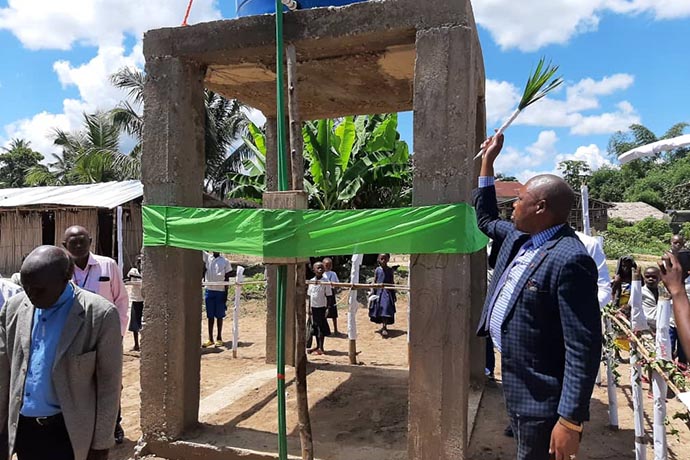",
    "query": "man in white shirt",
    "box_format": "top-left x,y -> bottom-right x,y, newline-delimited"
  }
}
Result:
576,232 -> 612,308
126,255 -> 144,352
62,225 -> 129,445
203,251 -> 233,348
